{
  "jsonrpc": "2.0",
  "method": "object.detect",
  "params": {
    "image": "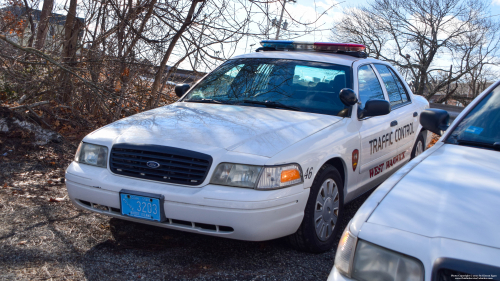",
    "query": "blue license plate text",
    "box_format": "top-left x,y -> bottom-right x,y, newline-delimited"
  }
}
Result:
120,193 -> 161,222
